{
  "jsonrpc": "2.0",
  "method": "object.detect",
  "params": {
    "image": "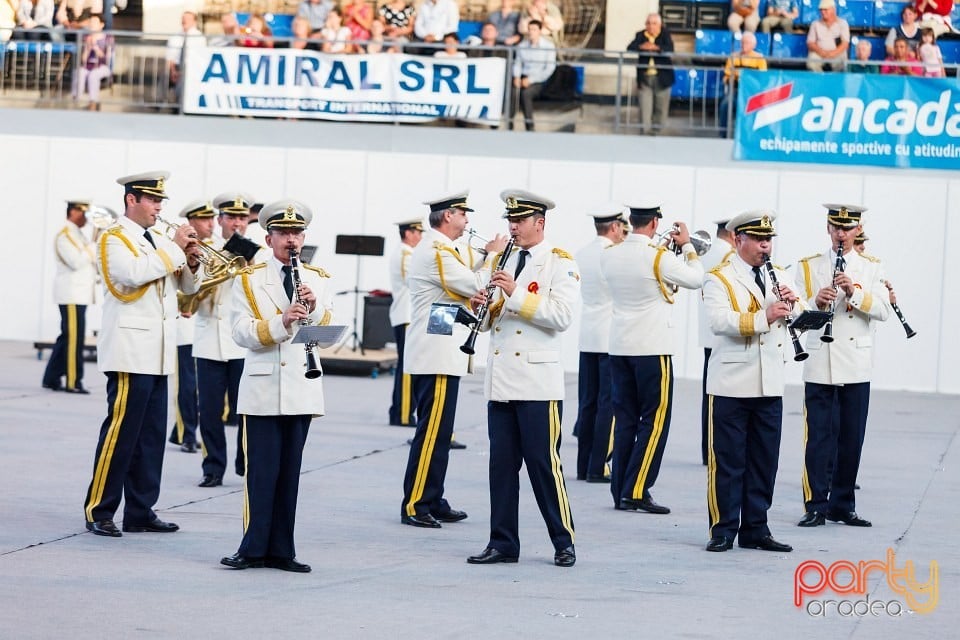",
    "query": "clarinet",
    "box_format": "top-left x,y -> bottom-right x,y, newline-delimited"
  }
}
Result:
883,280 -> 917,339
763,254 -> 808,362
461,236 -> 516,355
820,245 -> 844,343
289,249 -> 323,379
